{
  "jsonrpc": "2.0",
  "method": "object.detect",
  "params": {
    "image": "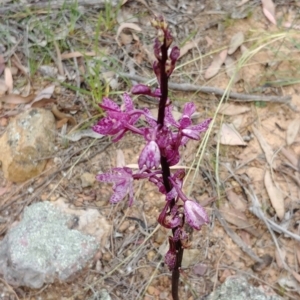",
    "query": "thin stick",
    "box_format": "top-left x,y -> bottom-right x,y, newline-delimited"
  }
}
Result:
119,73 -> 291,104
